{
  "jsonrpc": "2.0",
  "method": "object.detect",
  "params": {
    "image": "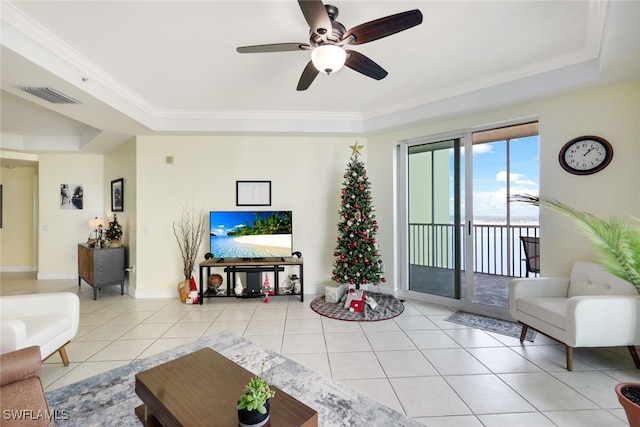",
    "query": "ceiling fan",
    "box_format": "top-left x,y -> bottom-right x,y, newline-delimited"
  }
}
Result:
236,0 -> 423,91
